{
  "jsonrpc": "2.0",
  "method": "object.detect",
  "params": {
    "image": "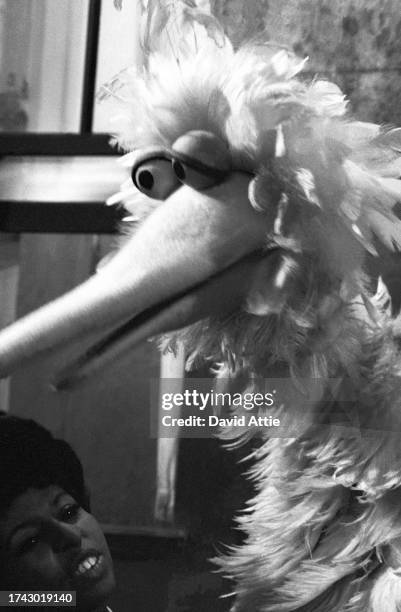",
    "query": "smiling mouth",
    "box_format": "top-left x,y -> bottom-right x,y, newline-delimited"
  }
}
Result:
73,552 -> 105,581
